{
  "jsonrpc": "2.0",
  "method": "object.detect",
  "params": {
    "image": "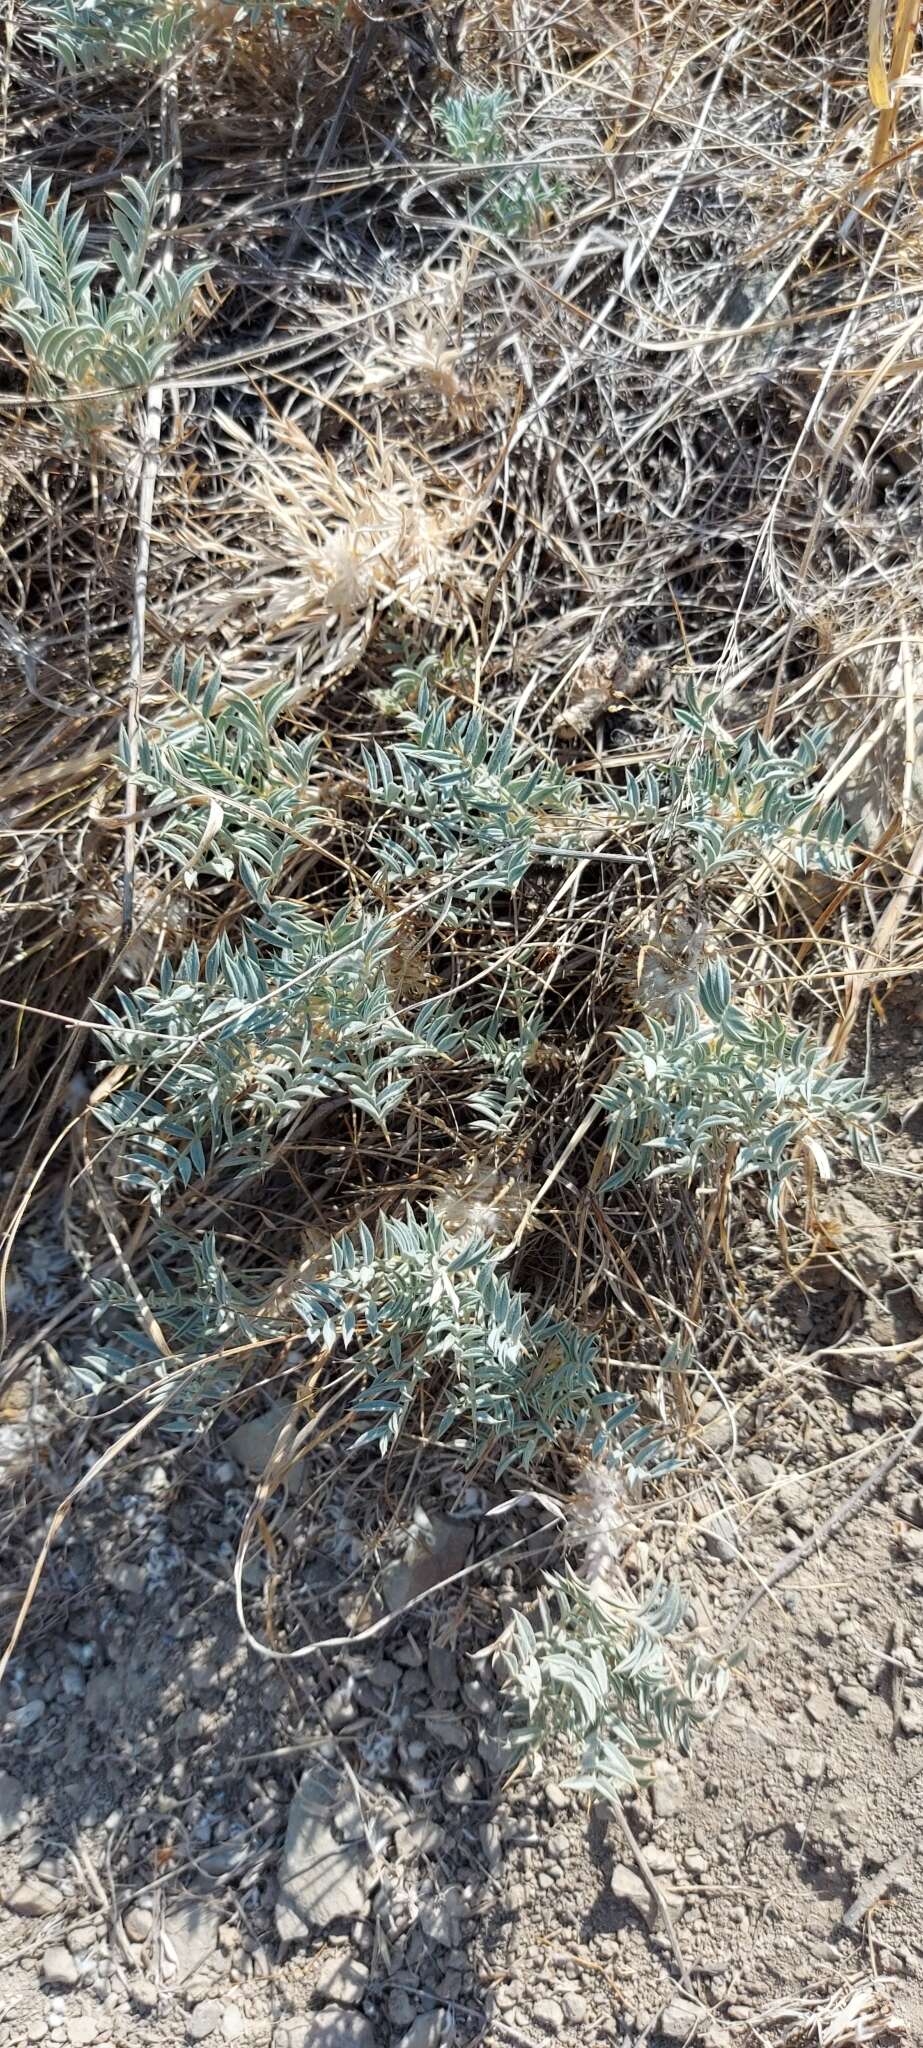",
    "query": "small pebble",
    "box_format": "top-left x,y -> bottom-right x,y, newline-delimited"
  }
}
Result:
66,2019 -> 97,2047
7,1879 -> 64,1917
123,1905 -> 153,1944
188,2001 -> 222,2042
314,1956 -> 369,2007
41,1947 -> 80,1990
398,2018 -> 445,2048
